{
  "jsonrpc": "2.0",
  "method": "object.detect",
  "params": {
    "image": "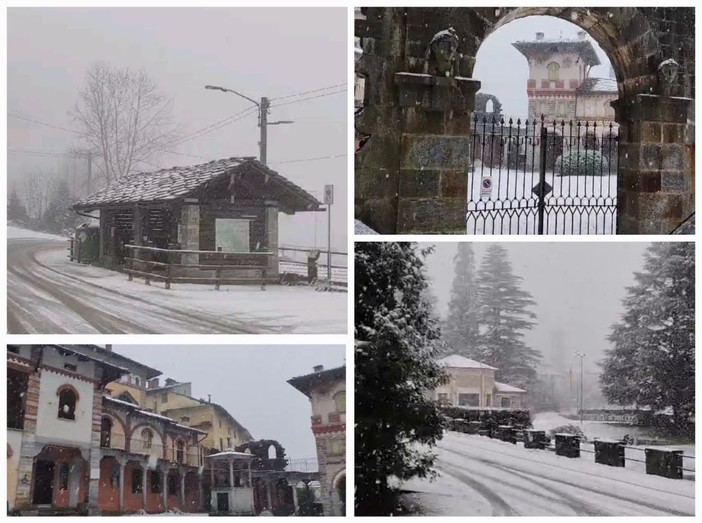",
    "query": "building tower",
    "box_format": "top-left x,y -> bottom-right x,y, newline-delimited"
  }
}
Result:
513,31 -> 617,122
